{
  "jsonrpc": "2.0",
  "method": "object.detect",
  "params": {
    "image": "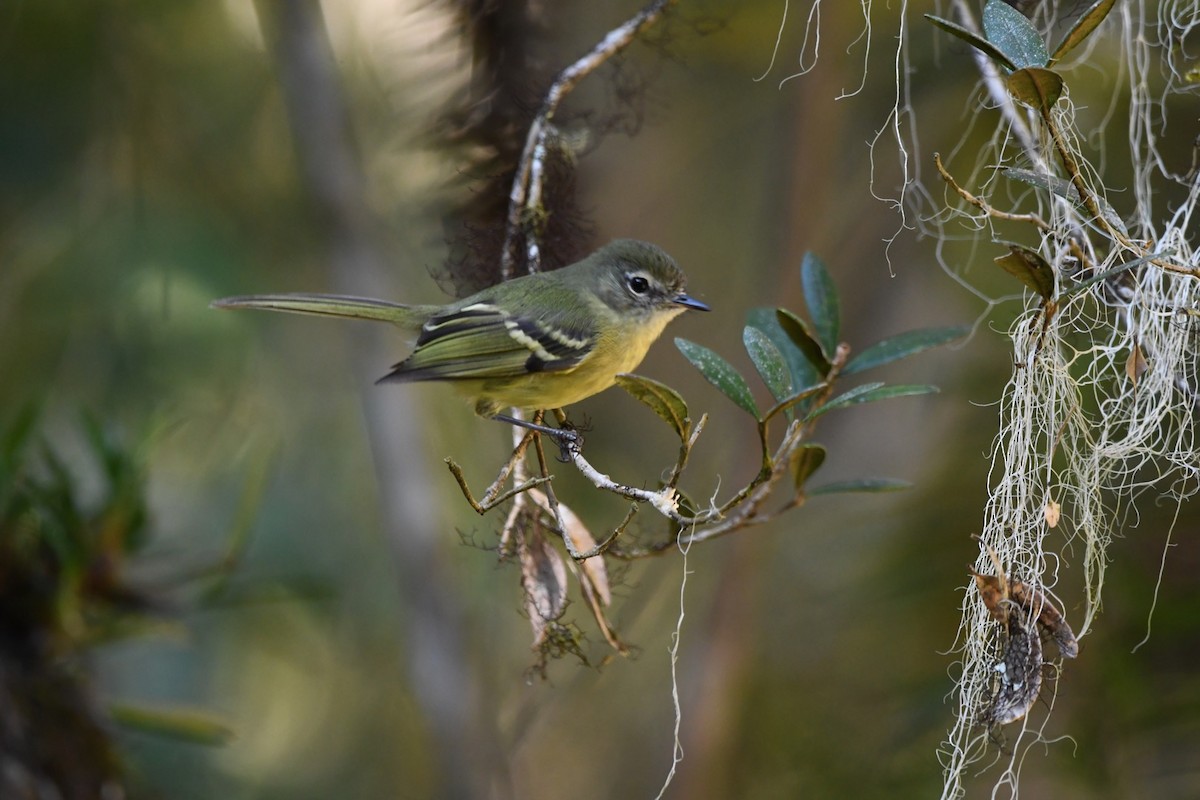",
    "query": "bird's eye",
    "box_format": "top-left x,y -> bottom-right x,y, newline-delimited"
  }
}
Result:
627,275 -> 650,295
